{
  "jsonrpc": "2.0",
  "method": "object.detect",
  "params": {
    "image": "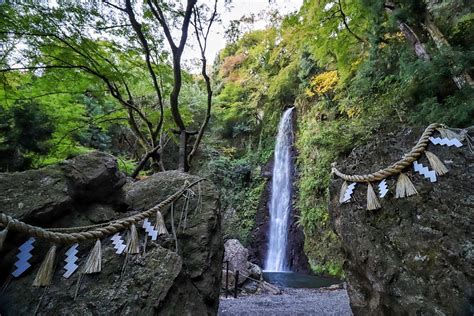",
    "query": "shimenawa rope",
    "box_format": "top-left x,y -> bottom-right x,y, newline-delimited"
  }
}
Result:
331,123 -> 443,182
0,178 -> 205,244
